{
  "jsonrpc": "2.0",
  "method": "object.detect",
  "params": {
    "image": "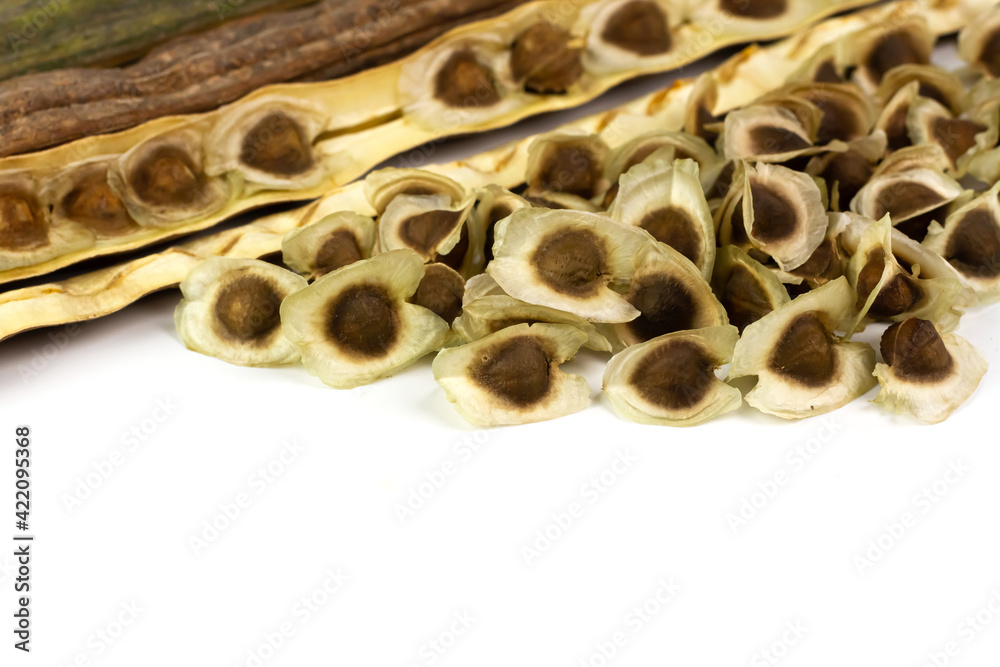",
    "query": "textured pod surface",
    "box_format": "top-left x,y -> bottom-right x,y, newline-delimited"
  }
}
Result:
603,325 -> 742,426
432,323 -> 590,426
